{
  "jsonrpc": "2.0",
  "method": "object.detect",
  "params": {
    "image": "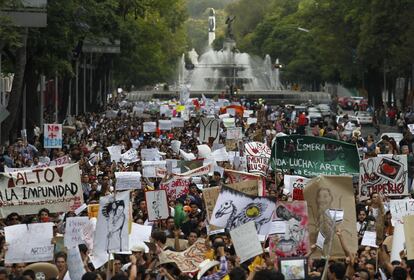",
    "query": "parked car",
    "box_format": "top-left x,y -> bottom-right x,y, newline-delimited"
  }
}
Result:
307,107 -> 323,127
355,111 -> 373,125
316,104 -> 332,118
